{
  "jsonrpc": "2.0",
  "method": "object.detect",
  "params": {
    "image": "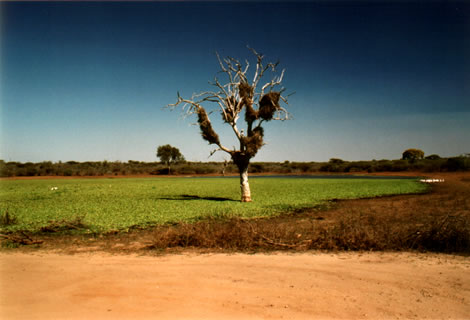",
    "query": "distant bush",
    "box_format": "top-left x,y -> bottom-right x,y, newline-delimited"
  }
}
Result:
178,164 -> 197,175
390,160 -> 410,172
320,158 -> 348,172
249,163 -> 264,173
425,154 -> 441,160
444,156 -> 470,171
